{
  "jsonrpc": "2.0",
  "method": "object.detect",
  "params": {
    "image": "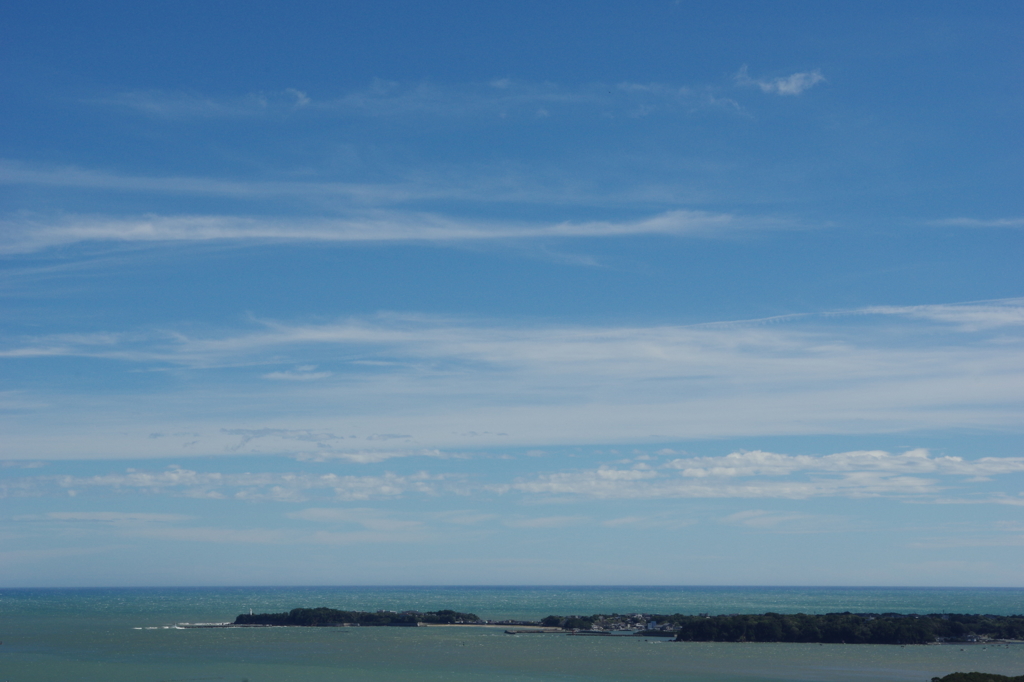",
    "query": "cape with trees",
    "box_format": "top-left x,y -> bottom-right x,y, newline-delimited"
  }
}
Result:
234,607 -> 480,626
233,607 -> 1024,645
933,671 -> 1024,675
666,612 -> 1024,644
